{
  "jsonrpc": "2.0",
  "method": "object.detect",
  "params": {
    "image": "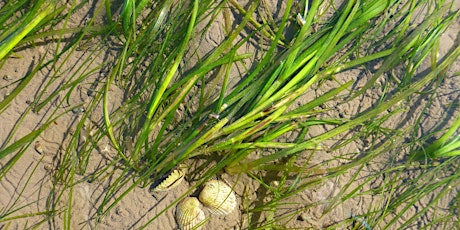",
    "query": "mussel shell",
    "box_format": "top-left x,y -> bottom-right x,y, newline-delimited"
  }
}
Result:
175,197 -> 206,230
198,180 -> 237,215
151,167 -> 185,192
